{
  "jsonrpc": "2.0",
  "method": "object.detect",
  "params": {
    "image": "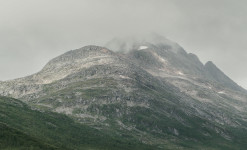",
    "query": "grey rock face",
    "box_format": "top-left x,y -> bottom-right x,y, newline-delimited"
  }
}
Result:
204,61 -> 245,92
